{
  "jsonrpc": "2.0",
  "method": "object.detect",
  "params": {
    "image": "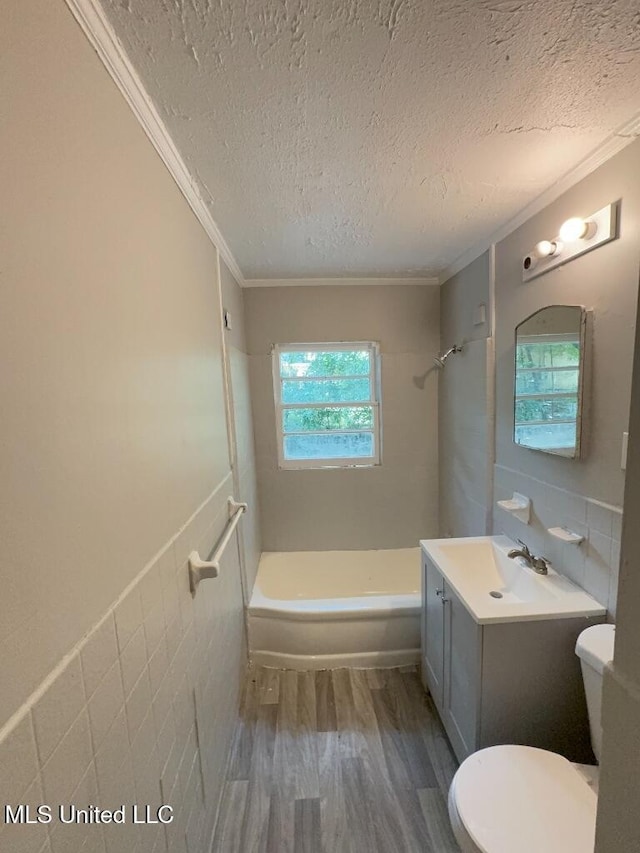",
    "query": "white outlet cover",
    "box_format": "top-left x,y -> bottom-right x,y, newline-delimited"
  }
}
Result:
474,303 -> 487,326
